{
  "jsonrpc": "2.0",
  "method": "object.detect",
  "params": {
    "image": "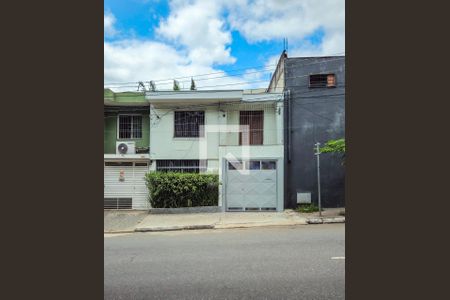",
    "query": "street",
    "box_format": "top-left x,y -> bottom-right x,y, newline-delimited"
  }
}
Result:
104,224 -> 345,300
